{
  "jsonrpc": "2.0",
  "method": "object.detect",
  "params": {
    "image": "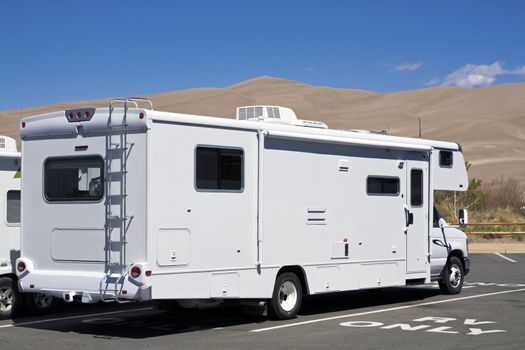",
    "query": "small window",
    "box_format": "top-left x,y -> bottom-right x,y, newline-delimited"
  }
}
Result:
255,106 -> 263,118
411,169 -> 423,207
44,157 -> 104,201
196,147 -> 243,191
367,176 -> 400,195
6,190 -> 21,224
439,151 -> 453,167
